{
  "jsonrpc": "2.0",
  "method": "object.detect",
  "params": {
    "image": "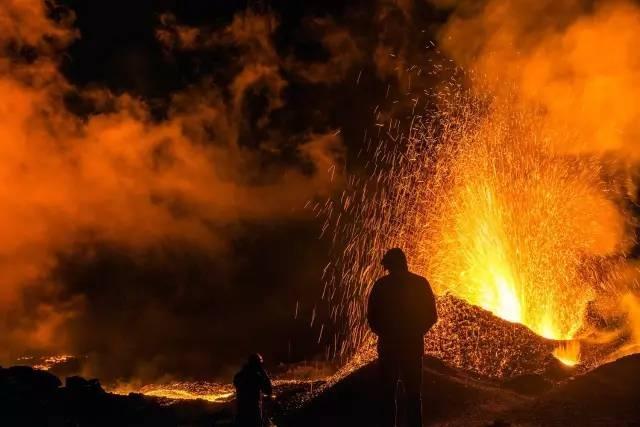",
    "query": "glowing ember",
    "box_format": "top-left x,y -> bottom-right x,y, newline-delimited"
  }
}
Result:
413,102 -> 625,341
18,354 -> 75,371
322,88 -> 632,372
111,379 -> 312,403
553,341 -> 581,367
112,381 -> 235,403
